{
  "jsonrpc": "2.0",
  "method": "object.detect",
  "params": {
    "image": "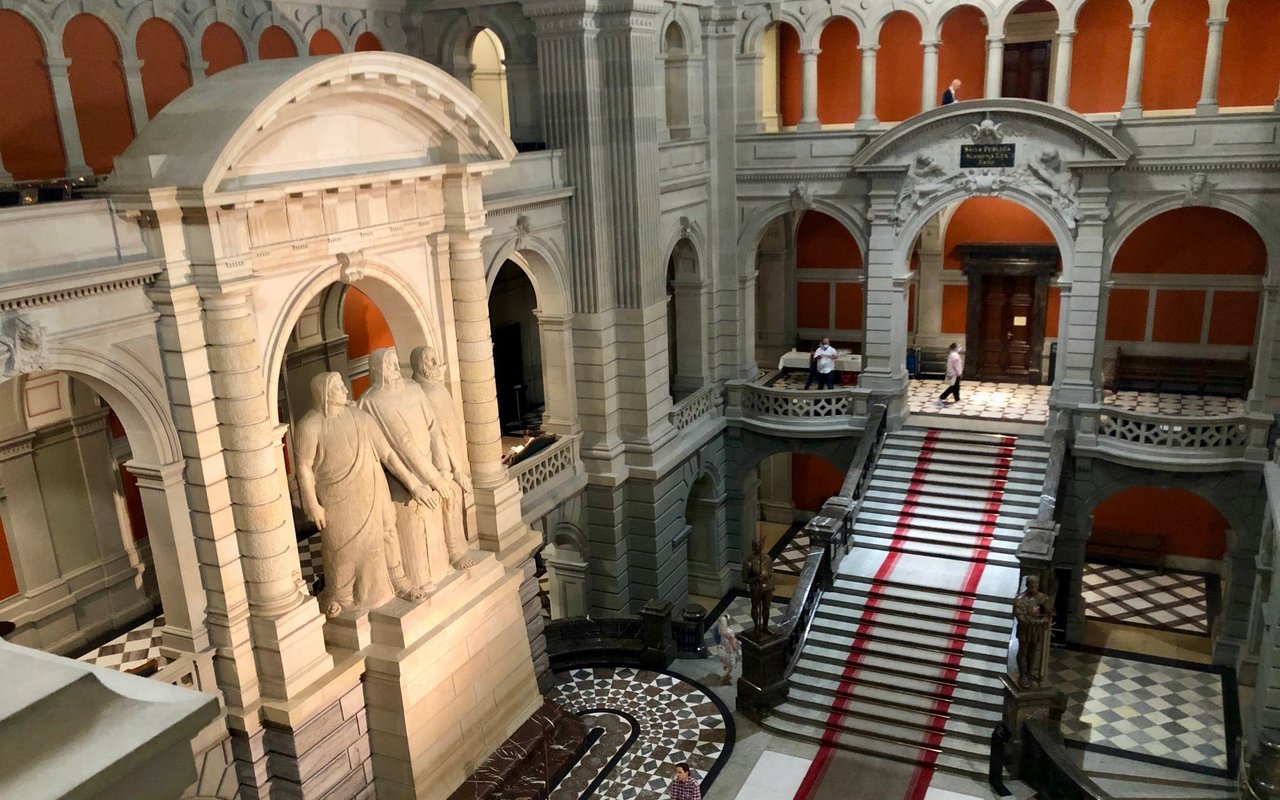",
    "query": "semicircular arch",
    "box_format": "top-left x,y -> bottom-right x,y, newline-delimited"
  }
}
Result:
1107,196 -> 1278,282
